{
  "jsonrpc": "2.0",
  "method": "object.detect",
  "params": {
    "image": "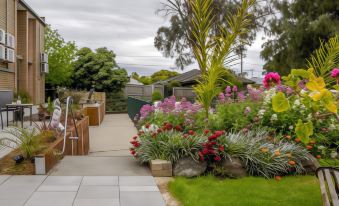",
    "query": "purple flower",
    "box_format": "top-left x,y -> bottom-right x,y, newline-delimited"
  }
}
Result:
226,86 -> 232,94
285,87 -> 294,95
218,92 -> 226,103
232,85 -> 238,92
237,91 -> 246,102
140,104 -> 155,119
247,85 -> 263,102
